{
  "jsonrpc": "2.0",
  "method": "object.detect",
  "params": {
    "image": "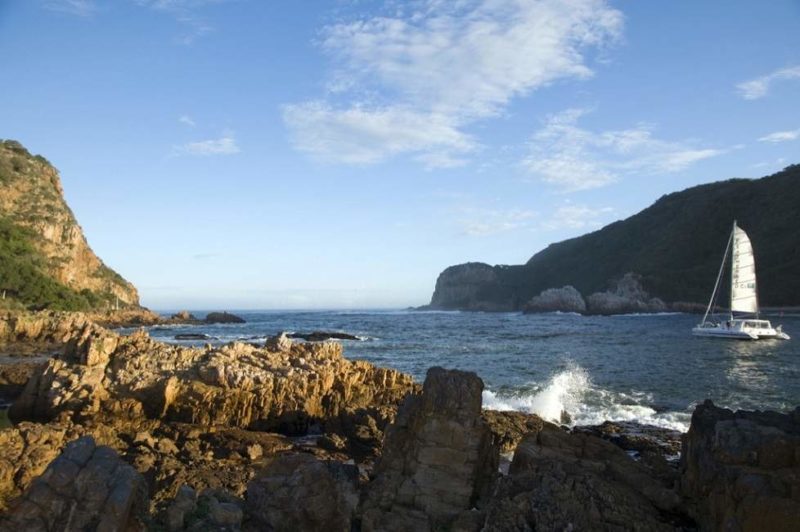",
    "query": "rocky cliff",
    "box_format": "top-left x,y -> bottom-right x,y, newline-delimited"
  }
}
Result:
0,139 -> 139,310
427,164 -> 800,310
